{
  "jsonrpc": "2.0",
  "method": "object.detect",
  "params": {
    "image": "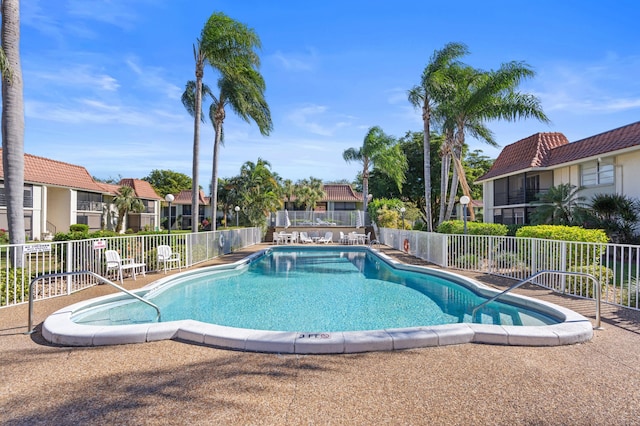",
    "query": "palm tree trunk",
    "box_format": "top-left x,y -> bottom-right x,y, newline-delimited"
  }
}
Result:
444,166 -> 459,221
452,153 -> 475,221
211,121 -> 223,231
2,0 -> 25,267
438,149 -> 451,225
191,49 -> 204,233
422,106 -> 433,232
